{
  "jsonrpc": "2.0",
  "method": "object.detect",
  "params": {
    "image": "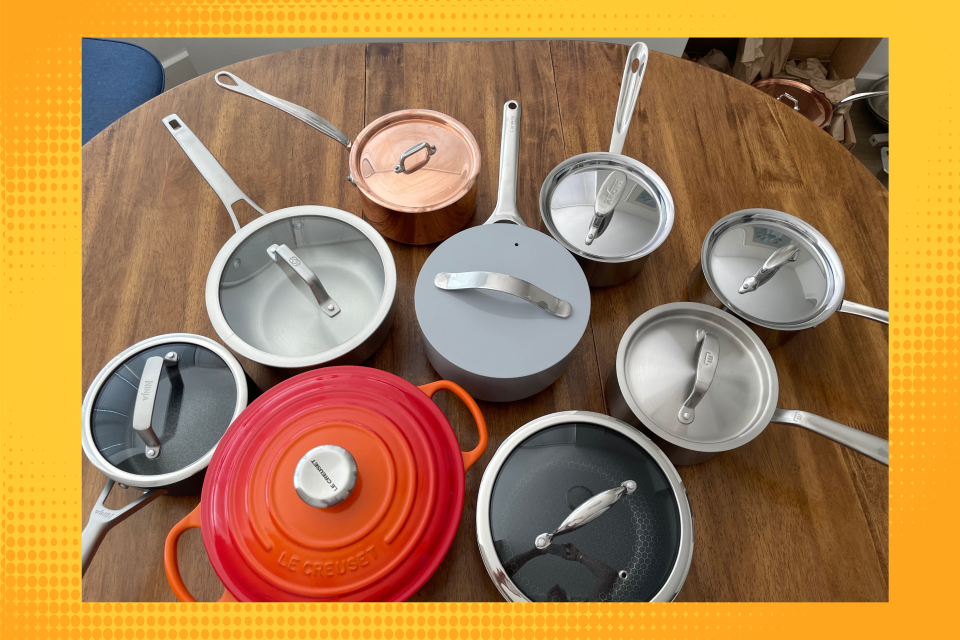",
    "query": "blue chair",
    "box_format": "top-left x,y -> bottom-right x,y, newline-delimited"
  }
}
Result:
82,39 -> 165,144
